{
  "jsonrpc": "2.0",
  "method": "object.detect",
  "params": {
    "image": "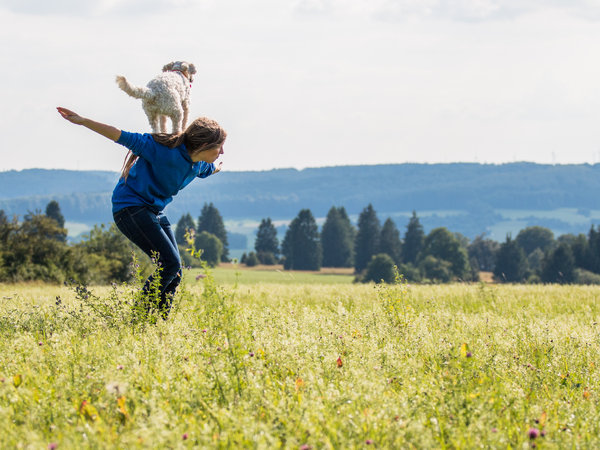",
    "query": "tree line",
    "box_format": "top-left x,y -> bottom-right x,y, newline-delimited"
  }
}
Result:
3,200 -> 600,285
235,204 -> 600,284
